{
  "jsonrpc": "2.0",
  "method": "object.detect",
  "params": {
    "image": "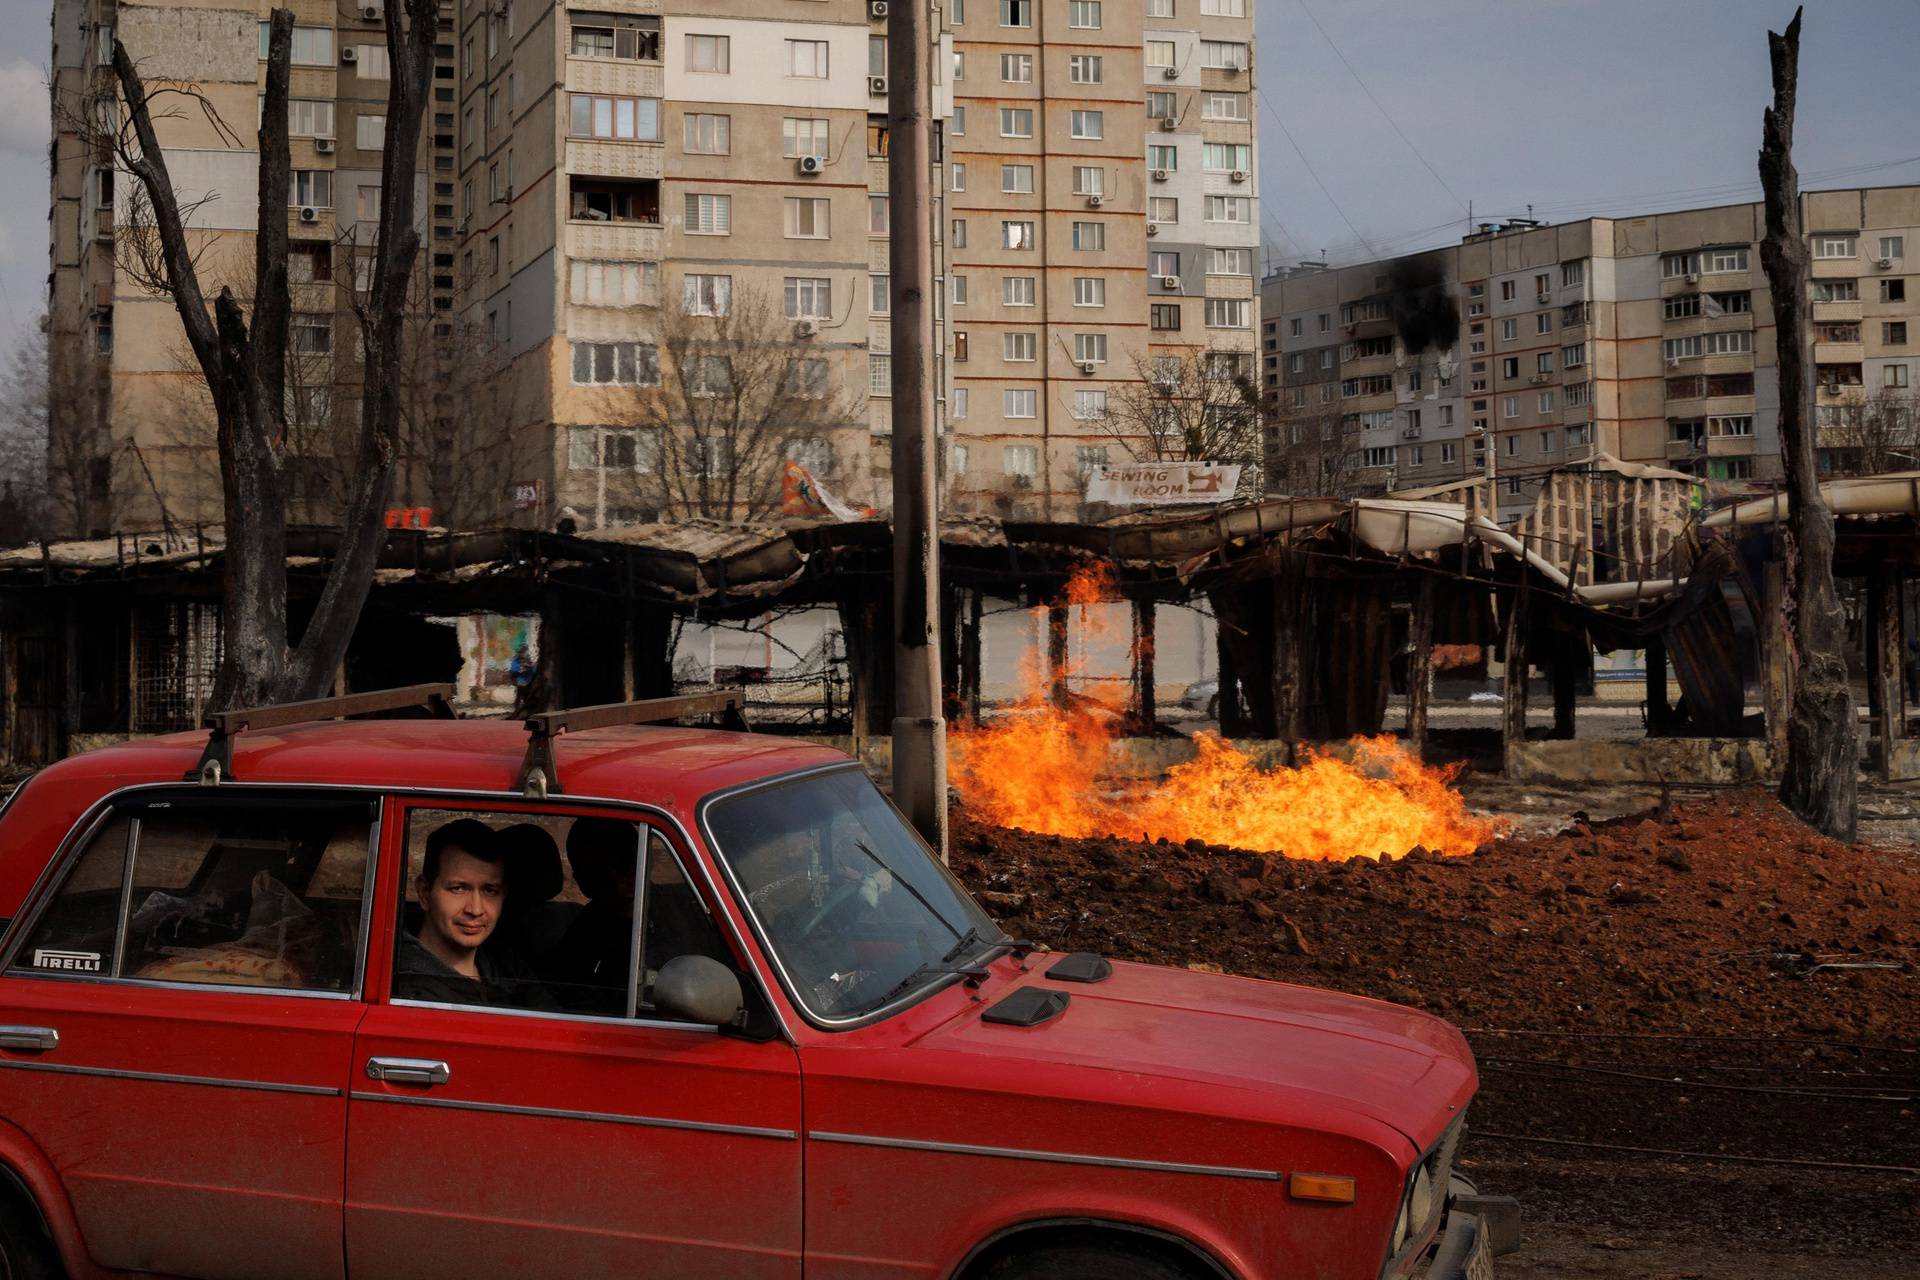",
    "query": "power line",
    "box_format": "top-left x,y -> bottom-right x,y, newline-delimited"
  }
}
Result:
1256,86 -> 1377,258
1294,0 -> 1471,218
